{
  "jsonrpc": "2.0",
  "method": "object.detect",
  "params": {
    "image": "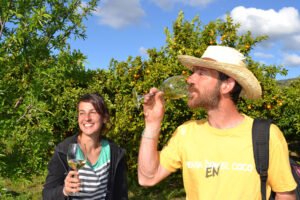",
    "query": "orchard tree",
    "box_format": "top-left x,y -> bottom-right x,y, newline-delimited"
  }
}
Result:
1,4 -> 298,184
88,11 -> 299,177
0,0 -> 98,180
278,78 -> 300,138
